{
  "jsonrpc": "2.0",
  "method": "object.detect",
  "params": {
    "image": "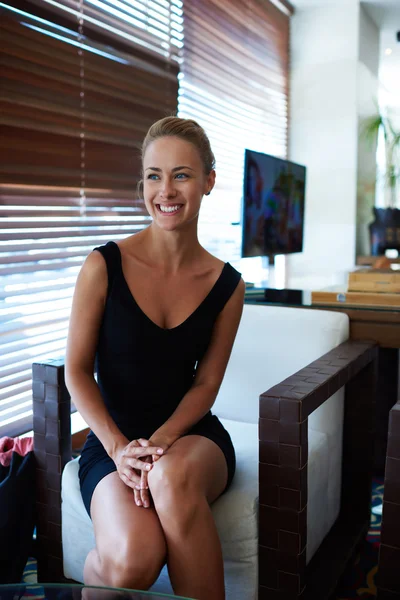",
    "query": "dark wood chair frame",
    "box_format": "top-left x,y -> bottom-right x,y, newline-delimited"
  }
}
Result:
33,339 -> 377,600
377,394 -> 400,599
